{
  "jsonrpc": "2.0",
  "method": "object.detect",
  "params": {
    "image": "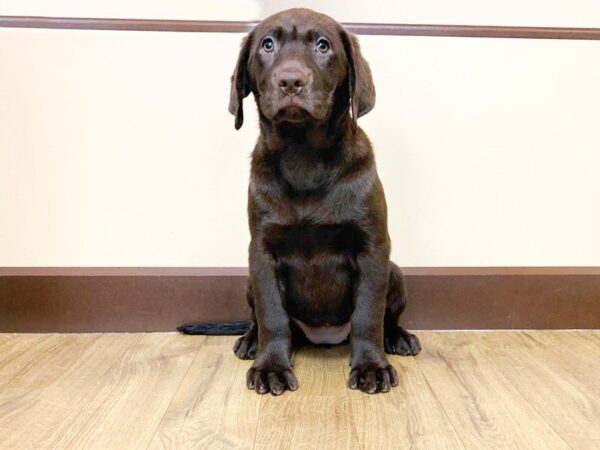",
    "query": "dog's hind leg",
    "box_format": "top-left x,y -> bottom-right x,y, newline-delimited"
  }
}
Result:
383,262 -> 421,356
233,279 -> 259,360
